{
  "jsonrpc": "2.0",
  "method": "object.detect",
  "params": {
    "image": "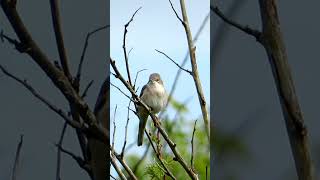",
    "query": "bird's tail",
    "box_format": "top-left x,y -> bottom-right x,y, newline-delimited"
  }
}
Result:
137,108 -> 148,146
